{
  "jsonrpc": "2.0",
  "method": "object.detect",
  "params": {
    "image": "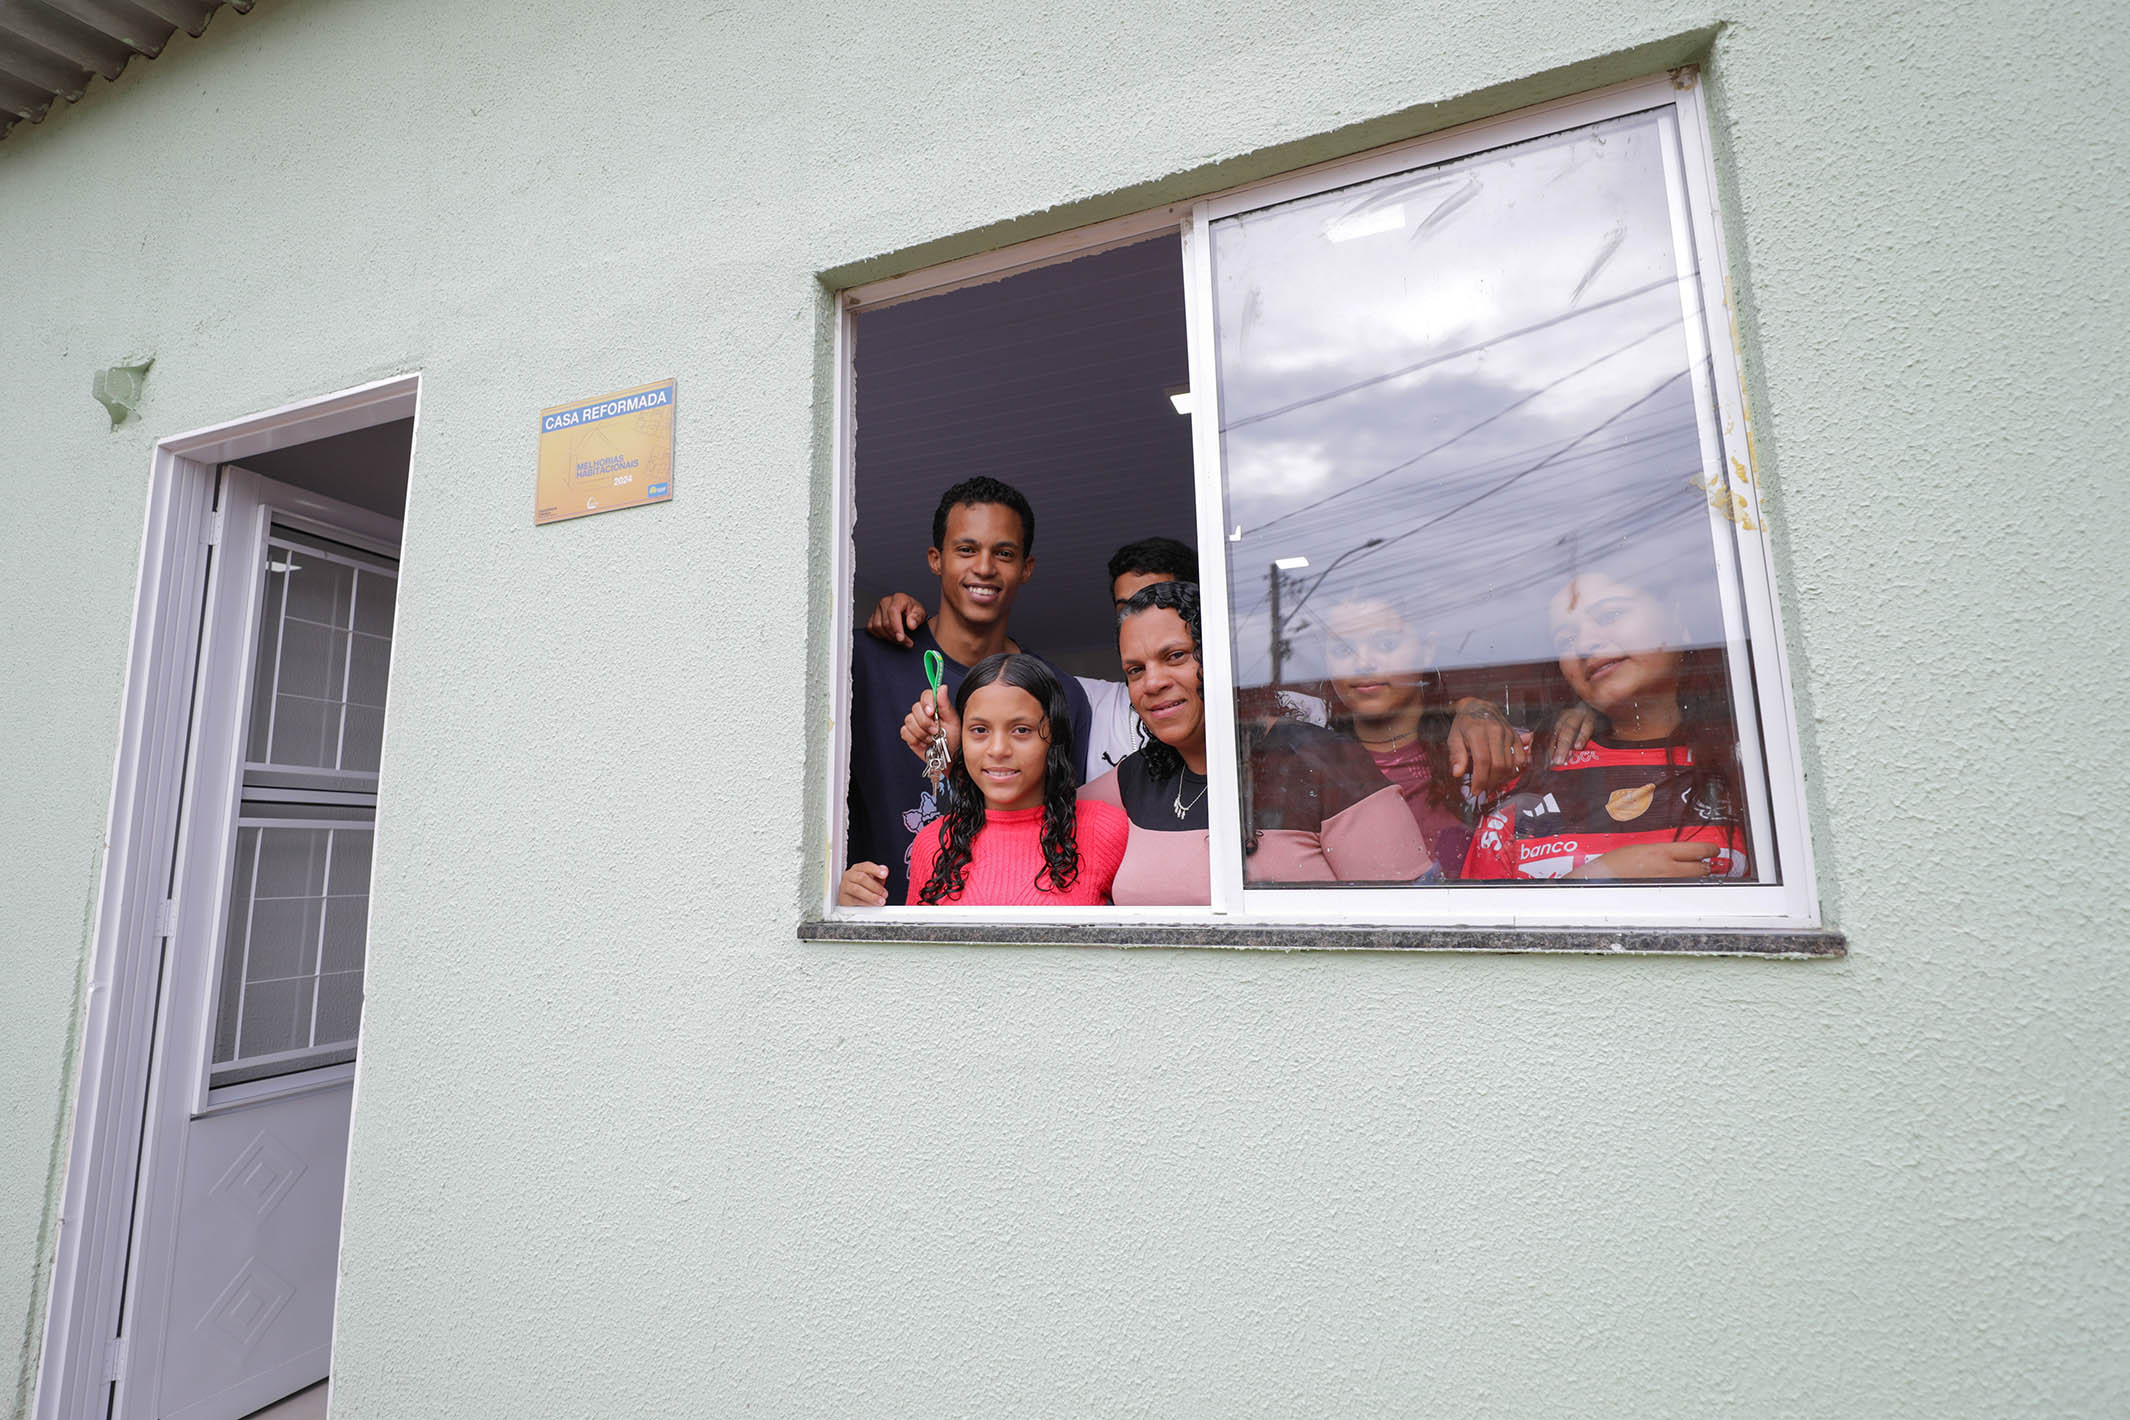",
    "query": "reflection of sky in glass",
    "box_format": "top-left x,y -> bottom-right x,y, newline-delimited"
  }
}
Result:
1212,108 -> 1734,686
